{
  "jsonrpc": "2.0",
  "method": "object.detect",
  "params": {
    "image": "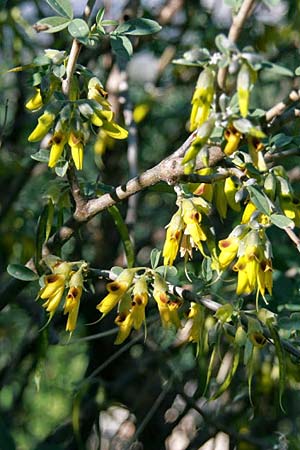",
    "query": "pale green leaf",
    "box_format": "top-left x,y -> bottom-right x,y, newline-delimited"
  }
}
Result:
36,16 -> 71,33
46,0 -> 73,19
270,214 -> 294,229
68,19 -> 90,39
247,185 -> 271,215
114,18 -> 161,36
